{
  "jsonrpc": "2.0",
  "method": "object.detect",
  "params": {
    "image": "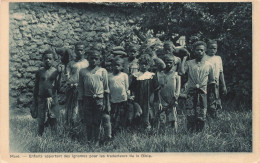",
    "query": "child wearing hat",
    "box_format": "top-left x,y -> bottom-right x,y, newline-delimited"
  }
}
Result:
108,57 -> 130,135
